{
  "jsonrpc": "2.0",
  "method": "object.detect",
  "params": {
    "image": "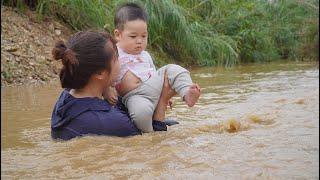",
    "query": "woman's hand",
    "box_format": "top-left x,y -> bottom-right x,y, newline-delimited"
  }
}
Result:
103,87 -> 118,106
167,99 -> 173,110
153,72 -> 177,121
160,73 -> 177,103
